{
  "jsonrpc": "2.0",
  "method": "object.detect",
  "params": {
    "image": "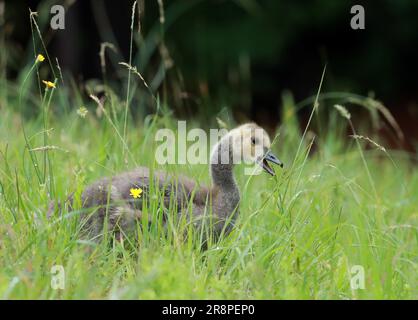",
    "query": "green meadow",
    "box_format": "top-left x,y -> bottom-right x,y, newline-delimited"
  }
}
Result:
0,2 -> 416,300
1,85 -> 417,299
